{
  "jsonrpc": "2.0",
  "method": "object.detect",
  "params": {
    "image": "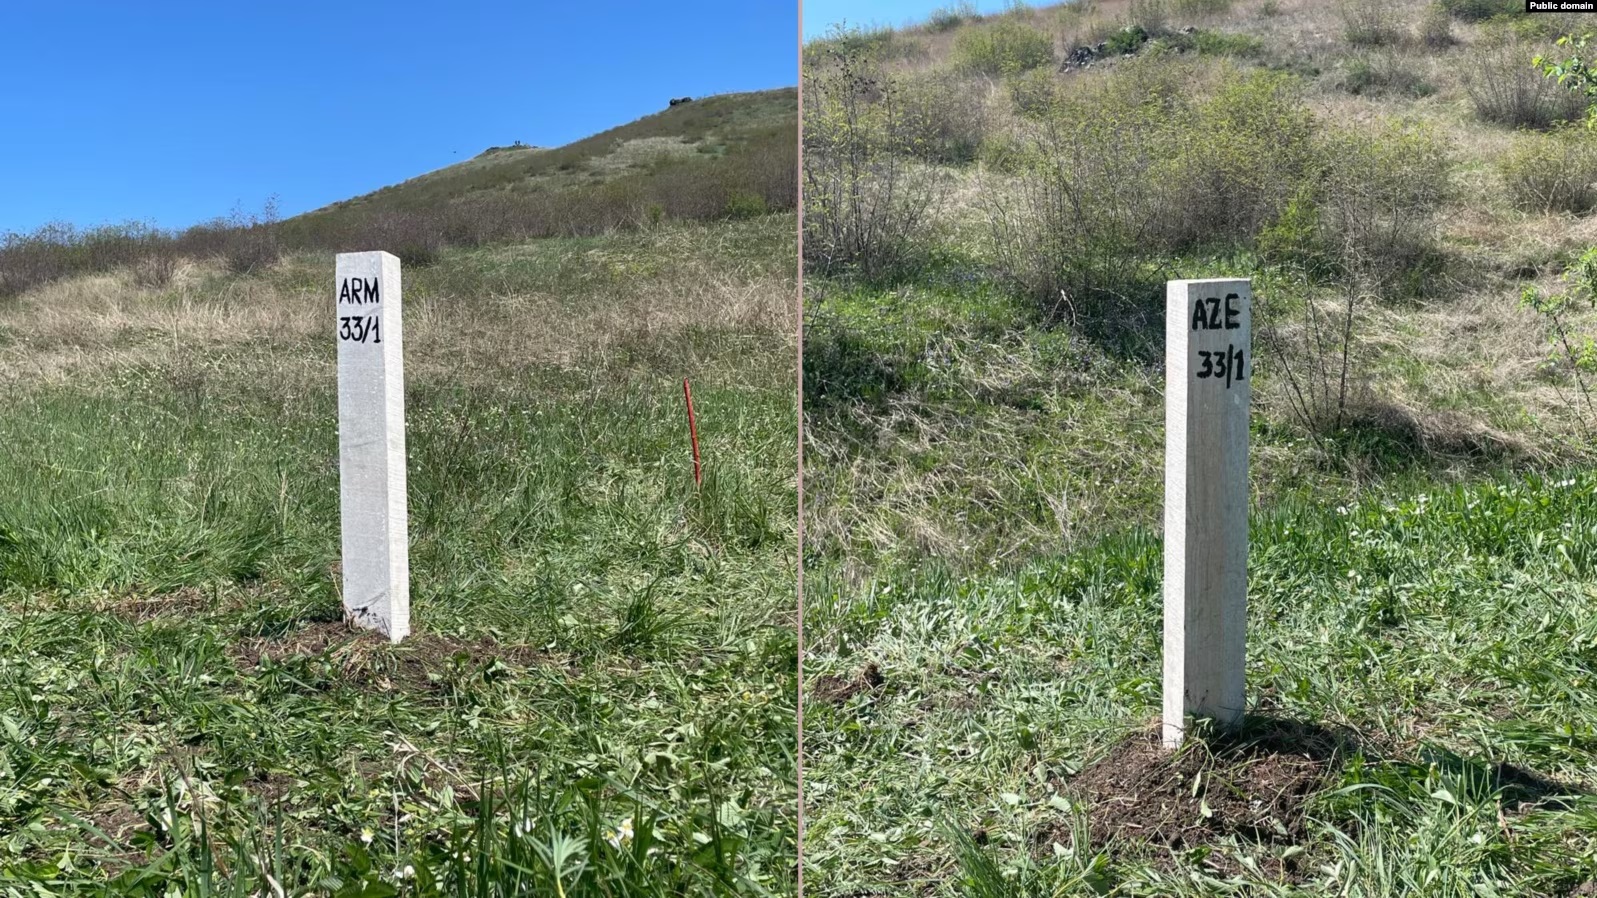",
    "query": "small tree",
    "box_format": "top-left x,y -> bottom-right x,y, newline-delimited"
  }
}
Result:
803,35 -> 943,280
1536,32 -> 1597,126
